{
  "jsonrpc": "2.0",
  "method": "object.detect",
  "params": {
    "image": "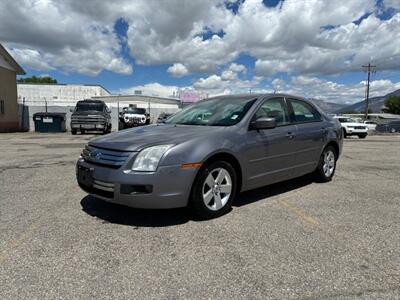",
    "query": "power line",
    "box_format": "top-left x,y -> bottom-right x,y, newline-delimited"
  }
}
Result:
362,63 -> 376,120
